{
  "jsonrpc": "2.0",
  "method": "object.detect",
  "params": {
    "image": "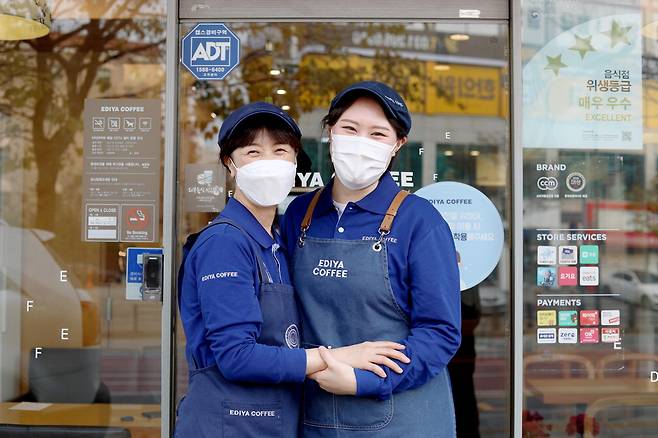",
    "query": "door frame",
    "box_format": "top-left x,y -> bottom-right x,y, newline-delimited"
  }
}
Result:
162,1 -> 523,437
510,0 -> 523,437
162,0 -> 180,437
178,0 -> 508,20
